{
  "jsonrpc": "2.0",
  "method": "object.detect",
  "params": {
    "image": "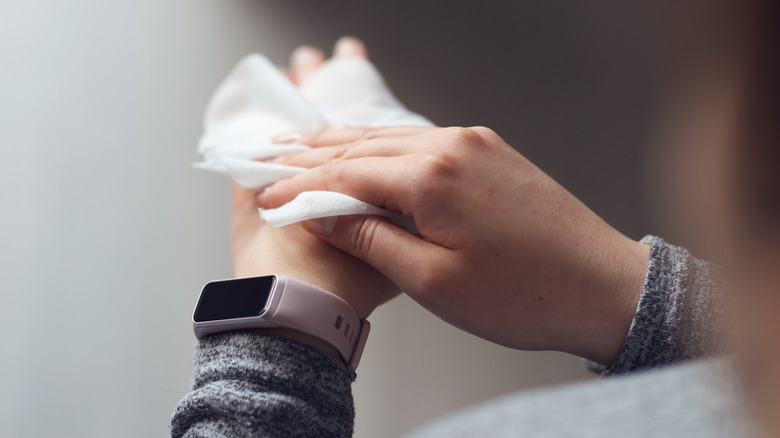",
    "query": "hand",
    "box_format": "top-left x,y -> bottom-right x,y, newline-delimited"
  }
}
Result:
228,37 -> 398,319
231,180 -> 399,359
232,182 -> 398,320
223,39 -> 400,361
257,126 -> 650,365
